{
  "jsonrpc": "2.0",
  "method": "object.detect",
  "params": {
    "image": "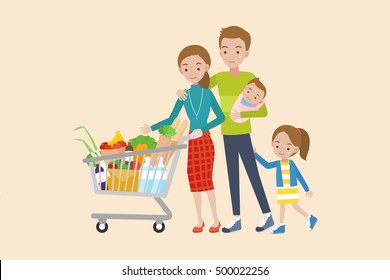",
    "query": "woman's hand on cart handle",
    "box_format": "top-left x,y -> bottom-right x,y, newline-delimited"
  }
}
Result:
140,124 -> 151,135
177,89 -> 188,101
190,129 -> 203,140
